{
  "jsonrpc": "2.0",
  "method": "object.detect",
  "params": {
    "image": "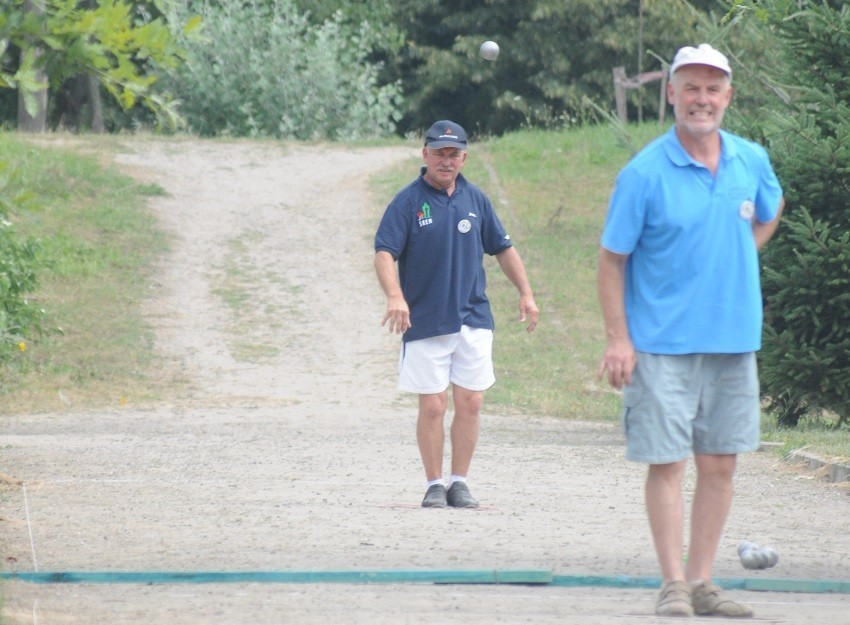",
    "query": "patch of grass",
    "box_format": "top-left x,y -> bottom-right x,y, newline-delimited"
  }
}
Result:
761,411 -> 850,462
473,125 -> 665,420
0,132 -> 181,413
210,230 -> 292,363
